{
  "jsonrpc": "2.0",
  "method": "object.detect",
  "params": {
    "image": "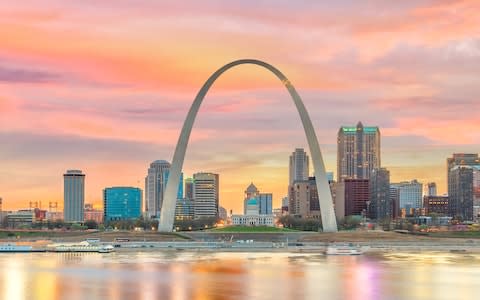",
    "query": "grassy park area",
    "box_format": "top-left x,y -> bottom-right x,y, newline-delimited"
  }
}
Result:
427,231 -> 480,239
211,226 -> 298,233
